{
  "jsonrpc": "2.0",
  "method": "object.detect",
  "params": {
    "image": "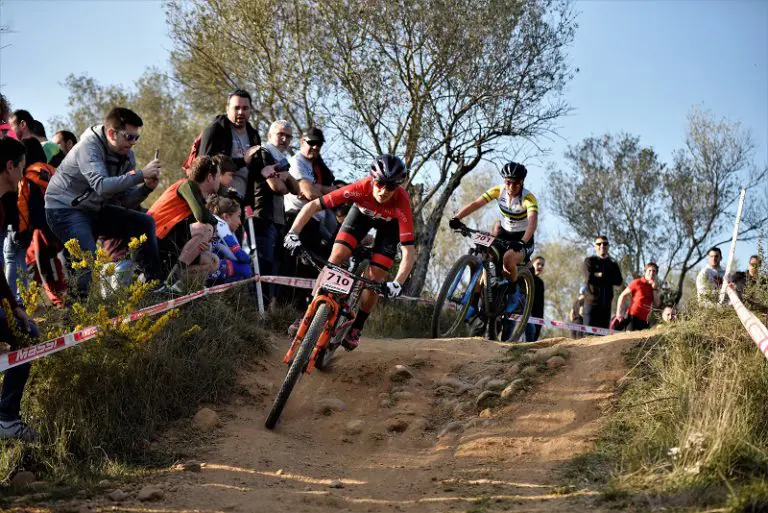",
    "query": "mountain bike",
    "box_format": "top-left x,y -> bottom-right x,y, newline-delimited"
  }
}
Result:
314,245 -> 371,371
264,249 -> 385,430
431,225 -> 535,342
